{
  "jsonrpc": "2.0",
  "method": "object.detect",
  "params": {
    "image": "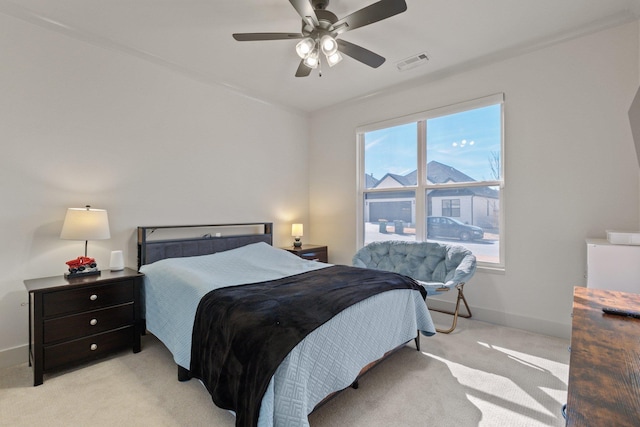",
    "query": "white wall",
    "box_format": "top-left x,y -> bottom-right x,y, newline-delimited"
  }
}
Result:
2,10 -> 638,368
0,13 -> 310,364
309,21 -> 640,338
